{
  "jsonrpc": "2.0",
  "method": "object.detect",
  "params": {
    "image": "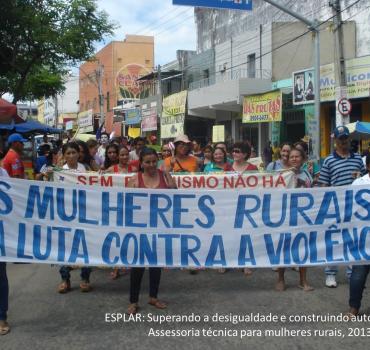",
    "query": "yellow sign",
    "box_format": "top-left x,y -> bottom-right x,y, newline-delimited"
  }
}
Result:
161,91 -> 188,139
243,90 -> 282,123
212,125 -> 225,143
128,127 -> 141,138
